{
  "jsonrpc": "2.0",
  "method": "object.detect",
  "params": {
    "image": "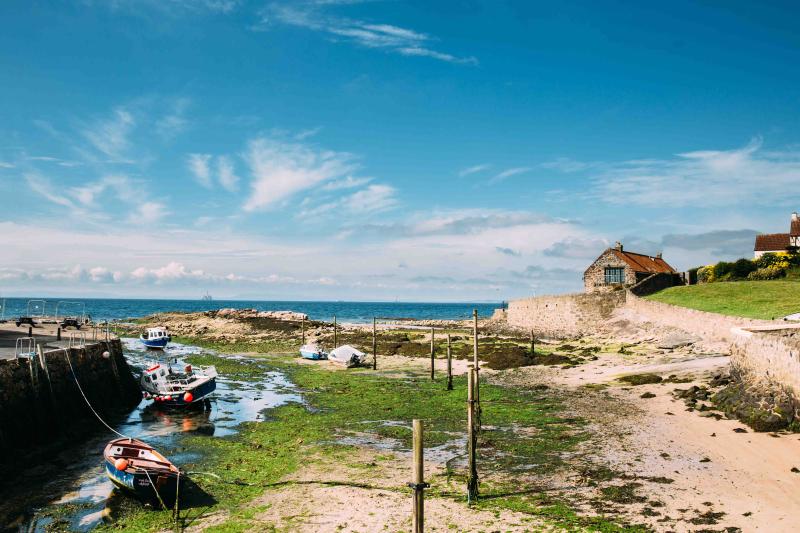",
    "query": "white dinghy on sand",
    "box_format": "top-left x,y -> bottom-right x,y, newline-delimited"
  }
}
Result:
327,345 -> 366,368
